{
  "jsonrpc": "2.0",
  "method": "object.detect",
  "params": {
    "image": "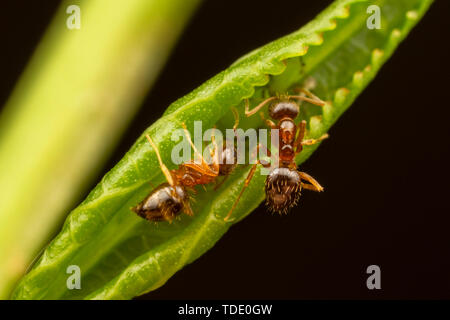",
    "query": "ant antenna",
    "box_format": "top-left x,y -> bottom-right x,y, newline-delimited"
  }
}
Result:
145,134 -> 174,186
181,122 -> 209,167
289,87 -> 326,106
245,97 -> 277,117
231,106 -> 240,131
287,95 -> 325,107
